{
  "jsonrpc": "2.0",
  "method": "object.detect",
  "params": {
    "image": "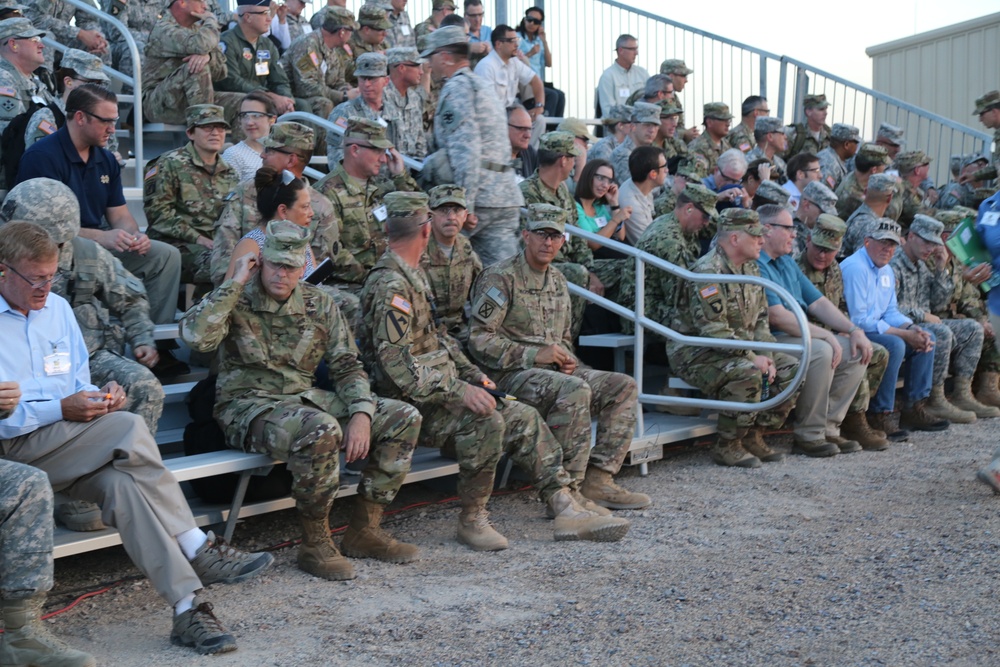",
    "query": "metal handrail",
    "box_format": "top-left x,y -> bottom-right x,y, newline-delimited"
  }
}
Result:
48,0 -> 144,186
278,111 -> 426,172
